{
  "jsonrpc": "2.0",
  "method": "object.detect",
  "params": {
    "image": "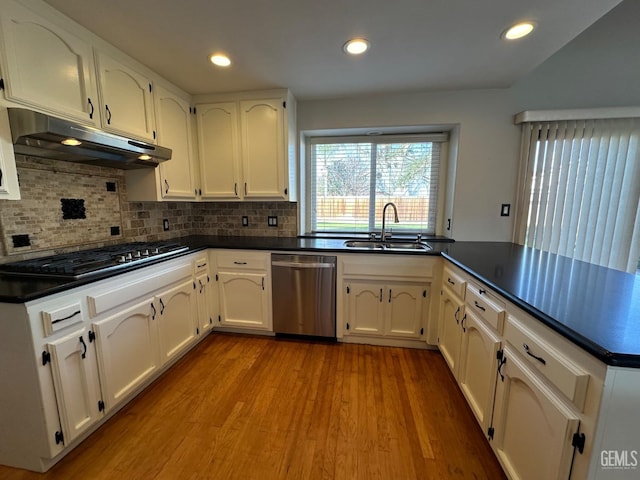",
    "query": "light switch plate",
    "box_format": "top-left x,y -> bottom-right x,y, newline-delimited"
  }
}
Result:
501,204 -> 511,217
